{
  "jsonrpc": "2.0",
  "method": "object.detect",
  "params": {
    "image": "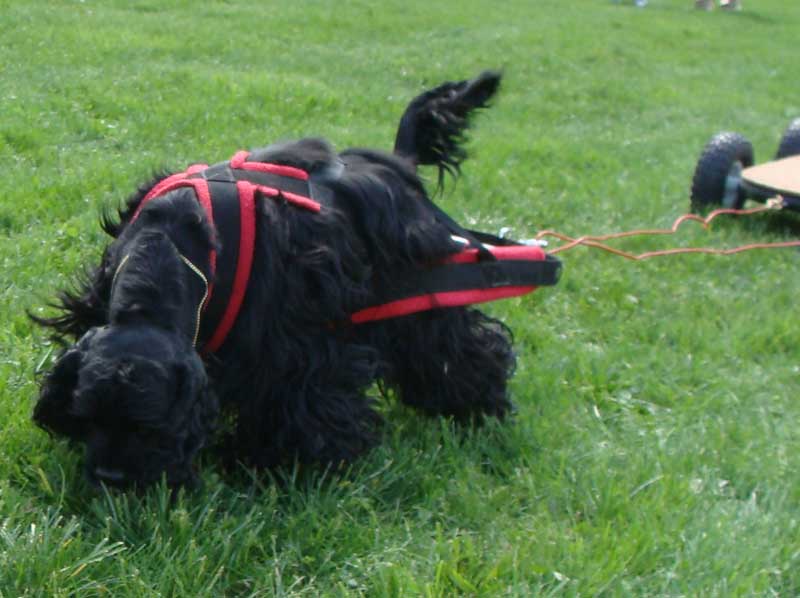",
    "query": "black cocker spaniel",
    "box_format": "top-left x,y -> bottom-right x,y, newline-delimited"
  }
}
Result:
32,71 -> 559,489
